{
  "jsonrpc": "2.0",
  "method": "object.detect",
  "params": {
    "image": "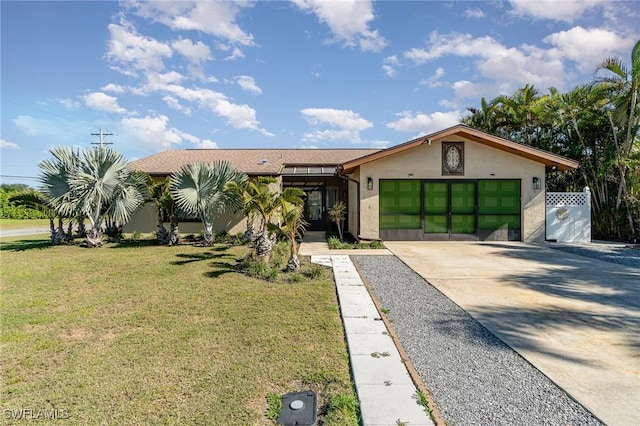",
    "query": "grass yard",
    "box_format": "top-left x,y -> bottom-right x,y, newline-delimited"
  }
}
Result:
0,218 -> 50,230
1,236 -> 358,425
